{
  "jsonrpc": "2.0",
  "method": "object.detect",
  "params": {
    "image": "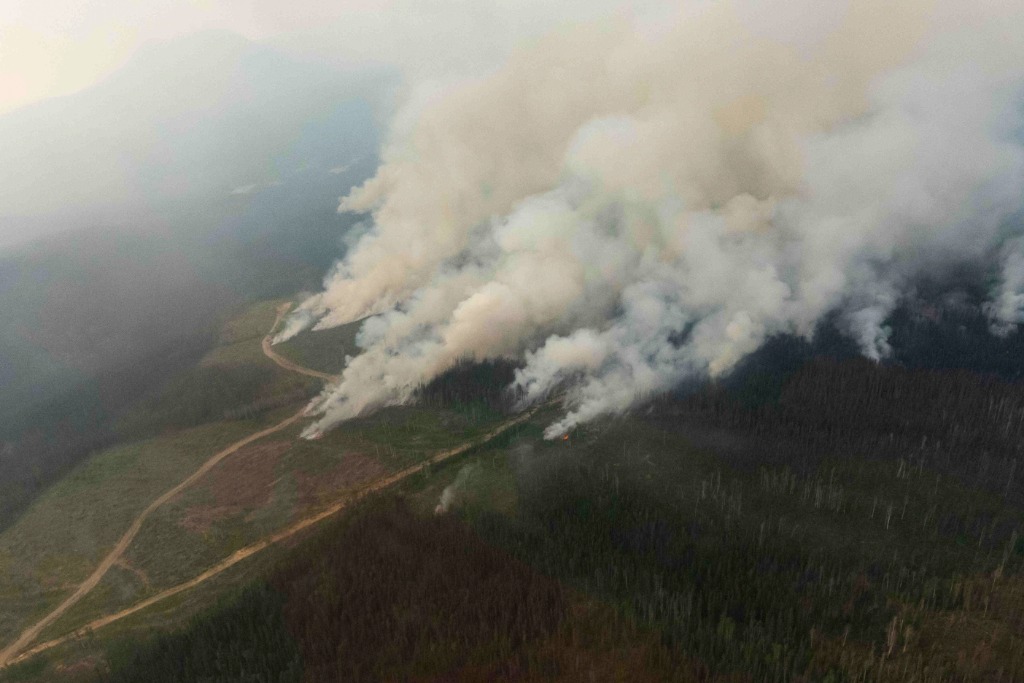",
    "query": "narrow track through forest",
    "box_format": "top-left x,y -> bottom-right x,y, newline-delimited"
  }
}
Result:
0,304 -> 532,668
